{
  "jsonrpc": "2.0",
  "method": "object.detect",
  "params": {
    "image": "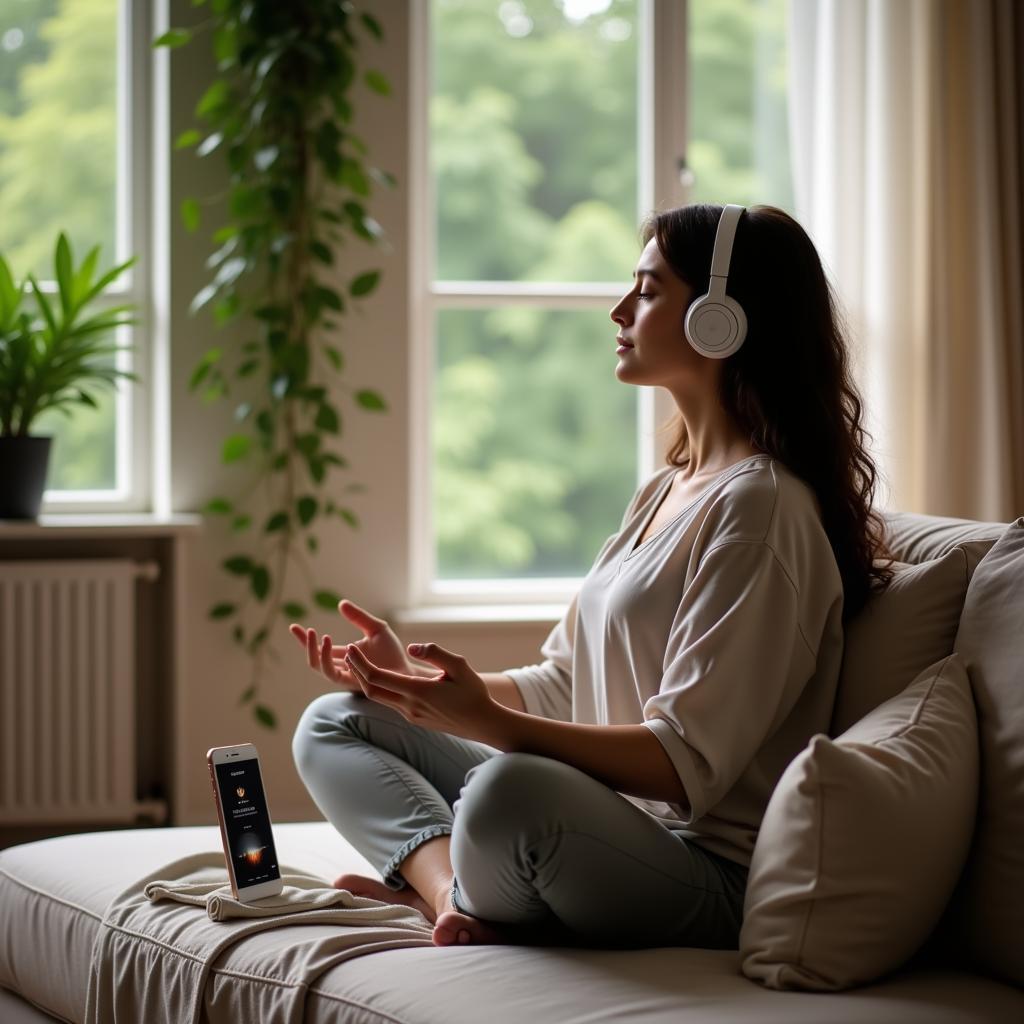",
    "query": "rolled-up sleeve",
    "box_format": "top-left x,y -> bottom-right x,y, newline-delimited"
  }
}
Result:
642,540 -> 816,824
503,593 -> 577,721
